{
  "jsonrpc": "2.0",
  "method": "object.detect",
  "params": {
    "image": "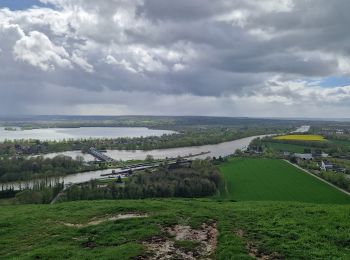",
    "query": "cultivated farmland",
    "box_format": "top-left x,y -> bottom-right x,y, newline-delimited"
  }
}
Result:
273,134 -> 325,141
218,158 -> 350,203
261,141 -> 314,153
